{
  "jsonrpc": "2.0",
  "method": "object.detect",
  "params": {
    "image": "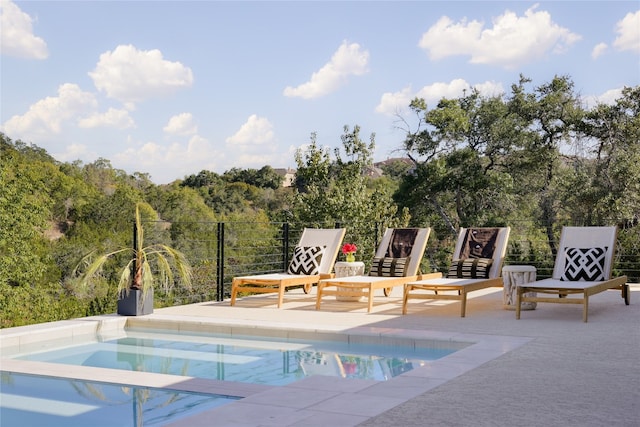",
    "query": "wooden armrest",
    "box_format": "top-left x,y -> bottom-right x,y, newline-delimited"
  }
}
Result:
416,272 -> 443,280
